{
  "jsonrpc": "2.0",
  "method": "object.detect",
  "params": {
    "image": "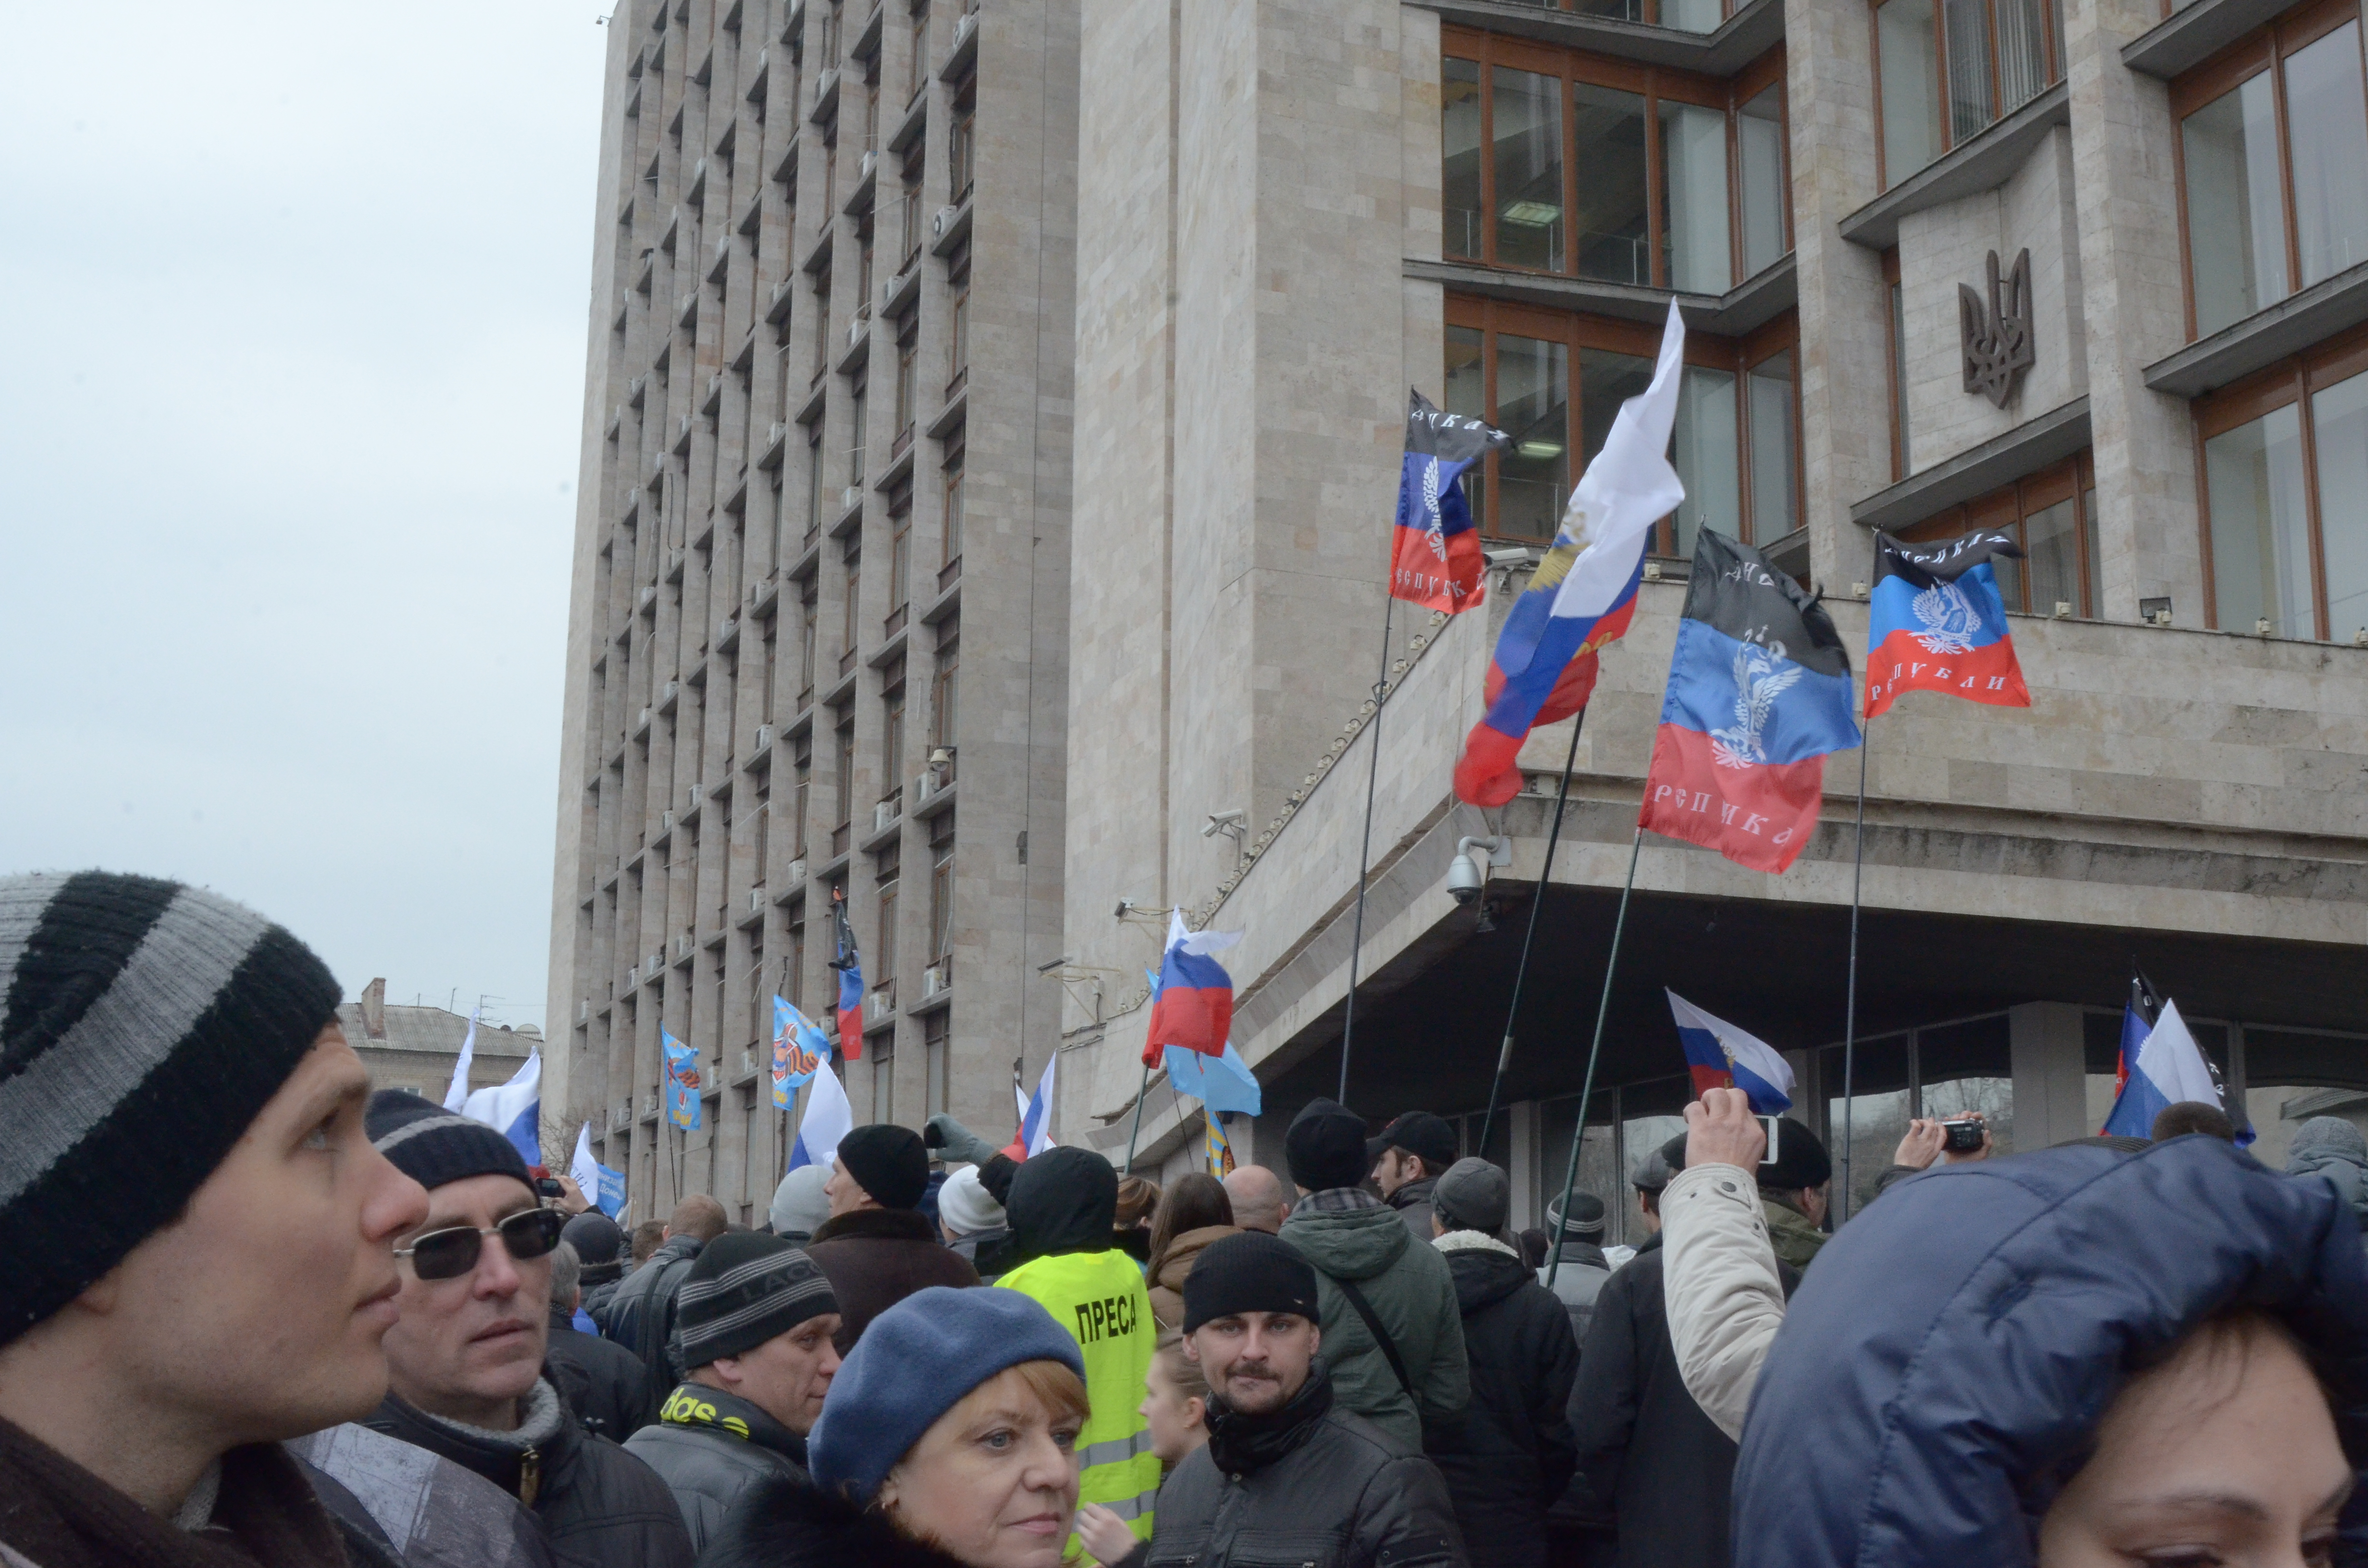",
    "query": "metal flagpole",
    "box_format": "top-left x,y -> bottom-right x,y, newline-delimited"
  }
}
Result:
1122,1060 -> 1153,1176
1338,594 -> 1400,1103
1478,708 -> 1588,1154
1548,824 -> 1644,1289
1839,721 -> 1871,1223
